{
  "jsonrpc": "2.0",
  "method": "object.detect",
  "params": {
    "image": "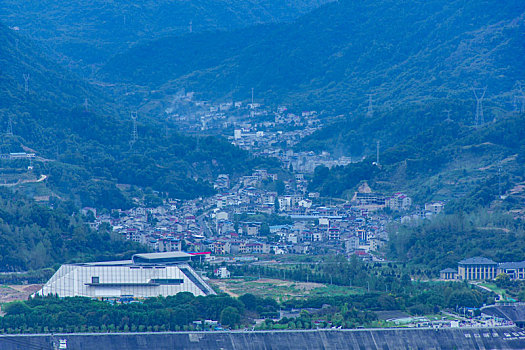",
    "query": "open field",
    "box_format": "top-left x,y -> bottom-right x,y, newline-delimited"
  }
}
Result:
478,283 -> 509,299
0,284 -> 42,303
209,278 -> 363,300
